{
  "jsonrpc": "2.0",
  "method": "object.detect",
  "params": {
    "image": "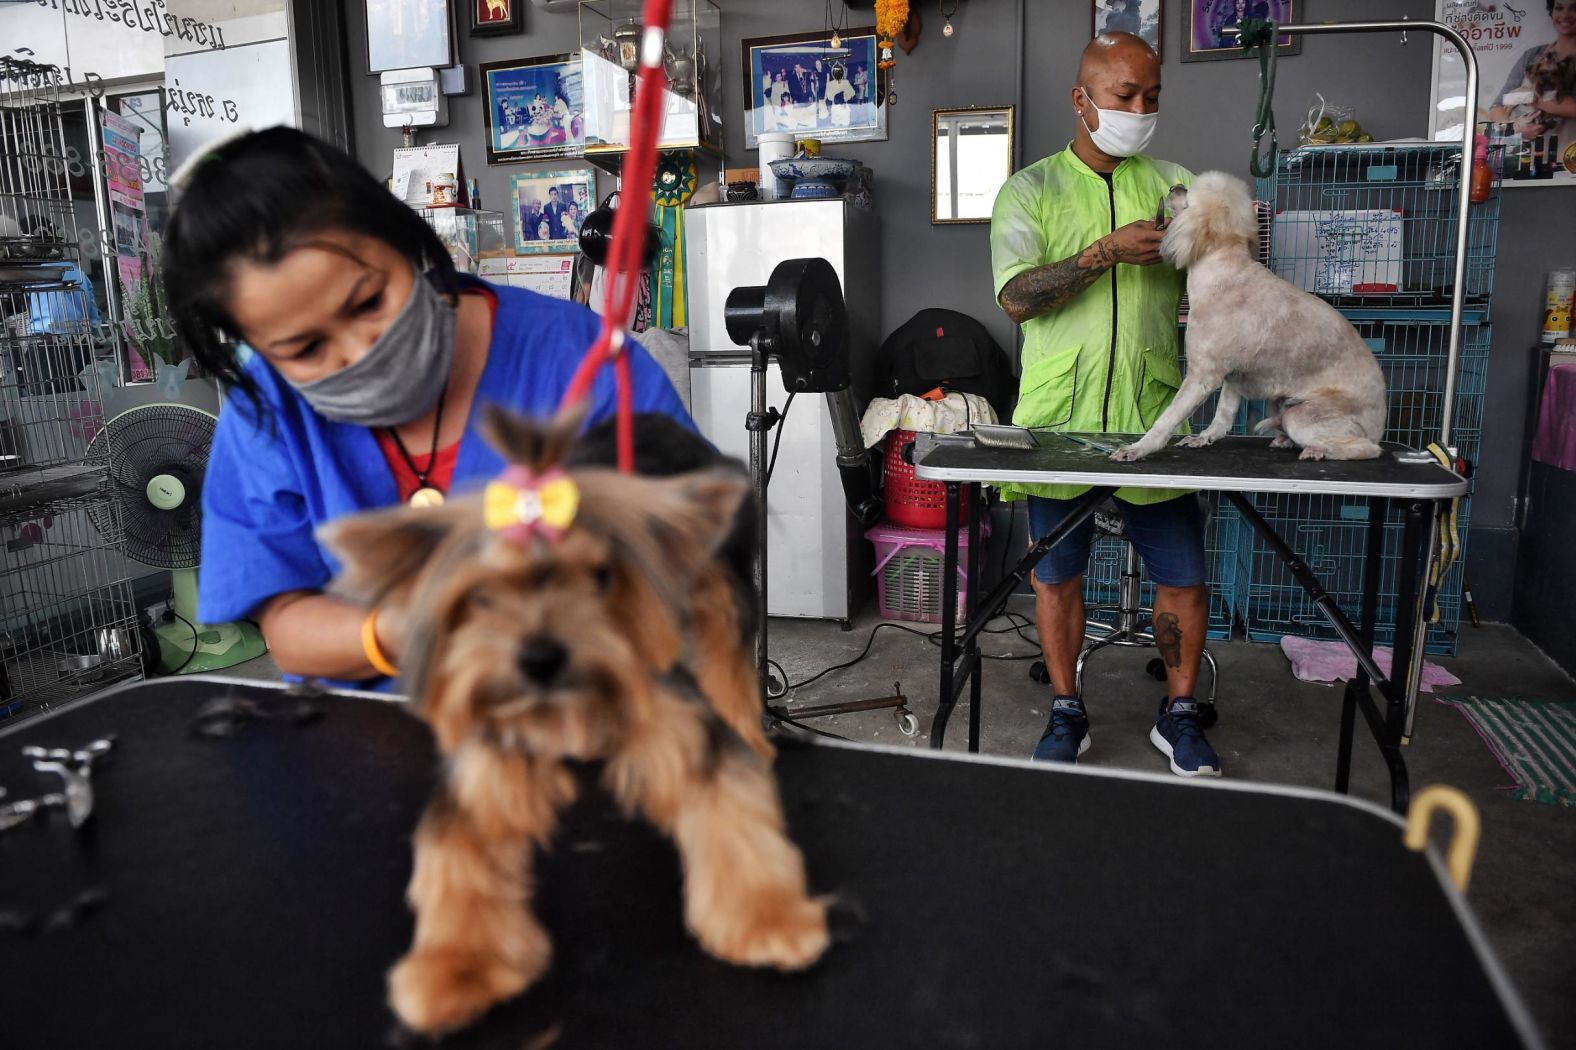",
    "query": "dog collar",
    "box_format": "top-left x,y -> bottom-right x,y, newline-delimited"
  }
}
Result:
484,466 -> 579,545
